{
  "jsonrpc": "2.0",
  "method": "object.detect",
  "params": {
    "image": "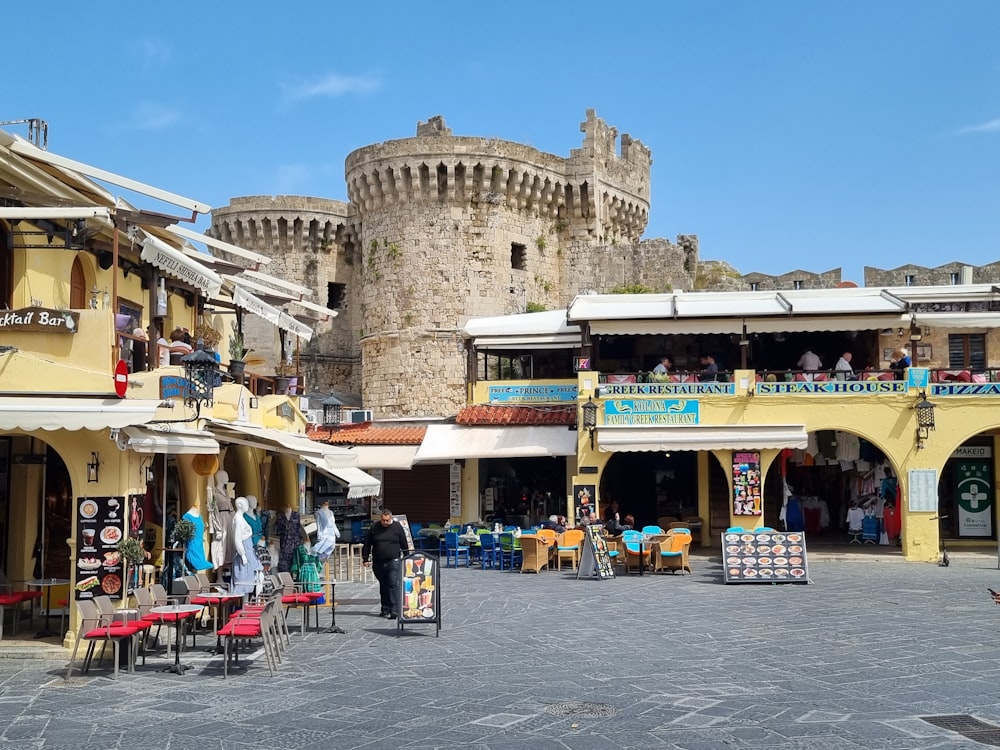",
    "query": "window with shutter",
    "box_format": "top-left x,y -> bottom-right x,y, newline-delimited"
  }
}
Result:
947,334 -> 986,369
